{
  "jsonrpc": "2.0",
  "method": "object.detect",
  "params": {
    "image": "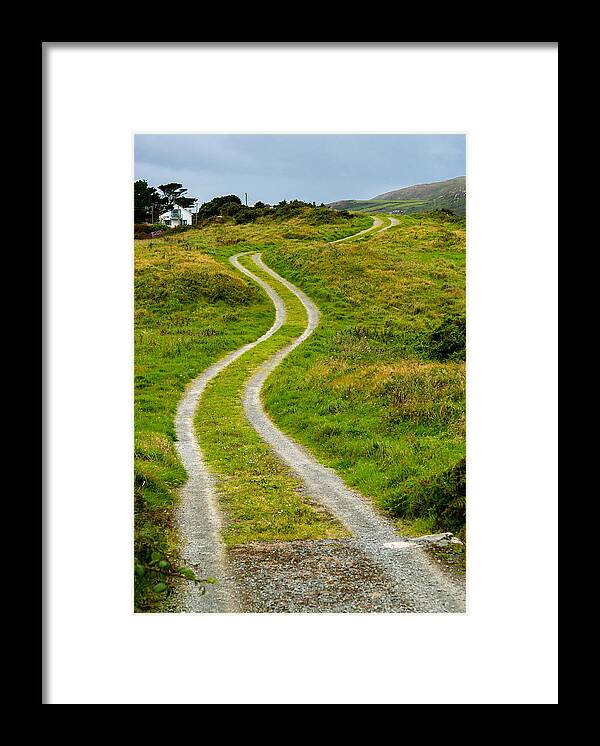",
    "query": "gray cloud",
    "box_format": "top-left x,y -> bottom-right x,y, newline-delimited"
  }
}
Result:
135,134 -> 465,206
